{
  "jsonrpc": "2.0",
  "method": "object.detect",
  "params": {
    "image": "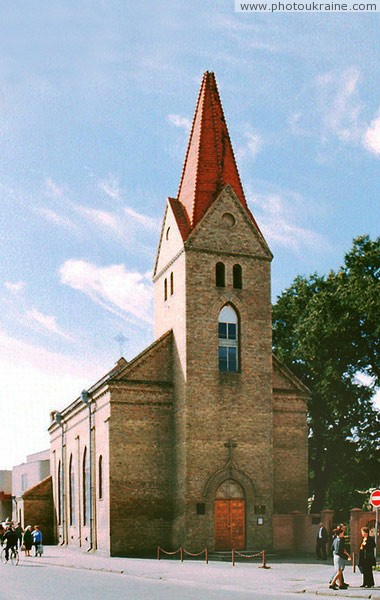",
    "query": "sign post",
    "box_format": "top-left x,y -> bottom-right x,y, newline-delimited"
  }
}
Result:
370,489 -> 380,561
